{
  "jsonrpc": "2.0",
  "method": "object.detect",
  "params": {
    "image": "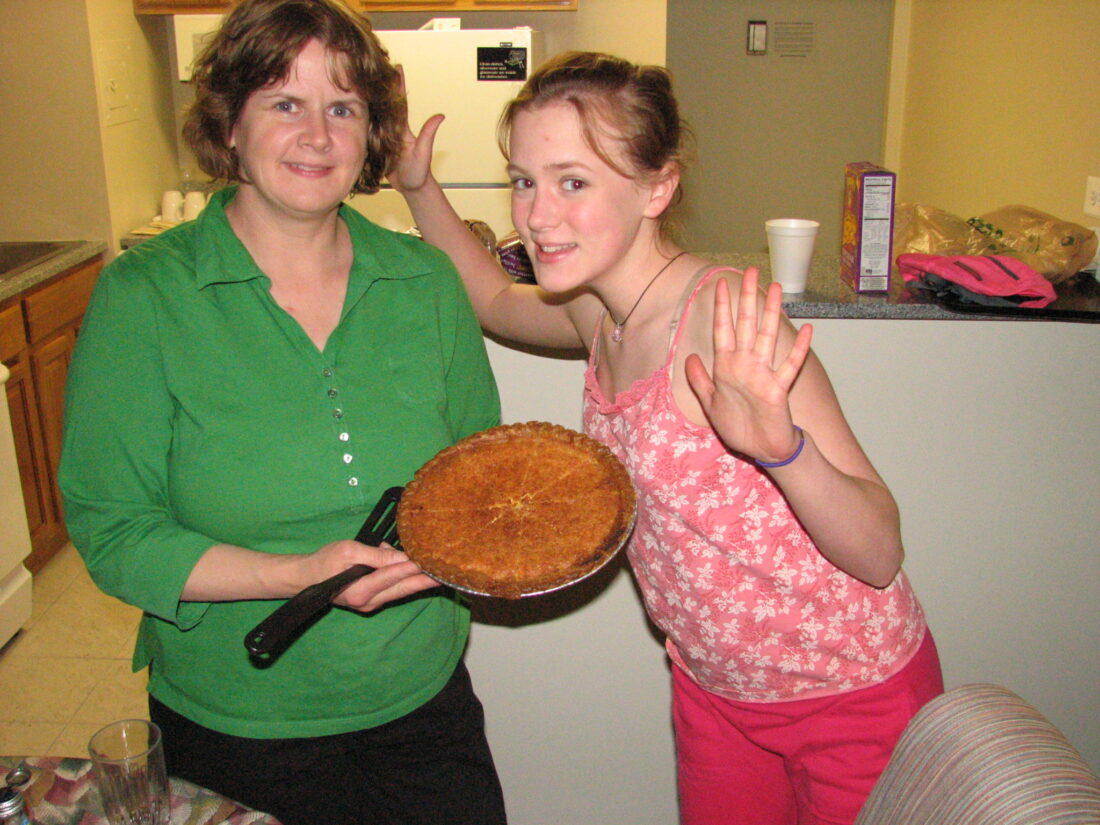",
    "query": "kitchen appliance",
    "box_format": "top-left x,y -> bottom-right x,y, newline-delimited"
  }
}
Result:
0,364 -> 33,648
348,24 -> 542,236
172,17 -> 541,238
